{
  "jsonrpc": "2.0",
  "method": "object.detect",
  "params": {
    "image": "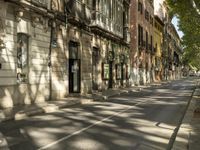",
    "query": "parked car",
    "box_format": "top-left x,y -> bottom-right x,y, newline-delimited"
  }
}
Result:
189,71 -> 196,76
